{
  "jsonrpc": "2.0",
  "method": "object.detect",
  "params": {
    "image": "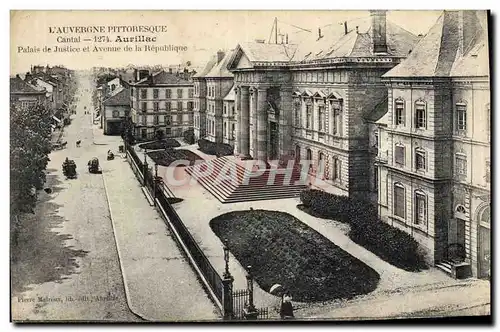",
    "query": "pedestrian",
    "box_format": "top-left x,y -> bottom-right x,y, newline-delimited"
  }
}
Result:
280,291 -> 294,320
